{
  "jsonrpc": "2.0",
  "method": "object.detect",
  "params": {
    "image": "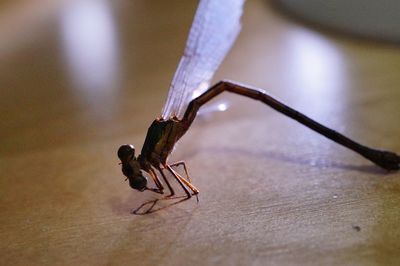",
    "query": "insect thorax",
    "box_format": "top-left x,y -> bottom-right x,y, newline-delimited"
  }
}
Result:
140,119 -> 185,166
